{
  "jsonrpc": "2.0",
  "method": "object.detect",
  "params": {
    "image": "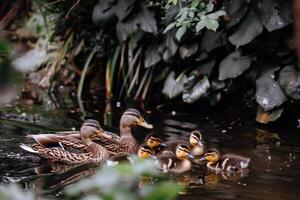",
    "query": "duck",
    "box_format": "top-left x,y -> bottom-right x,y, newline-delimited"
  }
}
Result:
200,149 -> 250,173
106,144 -> 155,166
155,143 -> 194,173
26,108 -> 153,156
94,108 -> 153,155
163,130 -> 205,158
20,120 -> 112,164
143,134 -> 167,154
